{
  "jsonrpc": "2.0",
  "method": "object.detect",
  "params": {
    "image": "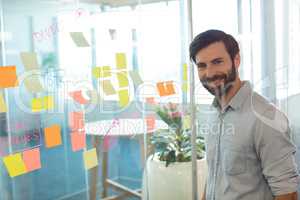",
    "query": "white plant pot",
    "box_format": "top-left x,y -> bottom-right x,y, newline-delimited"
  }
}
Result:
142,156 -> 208,200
